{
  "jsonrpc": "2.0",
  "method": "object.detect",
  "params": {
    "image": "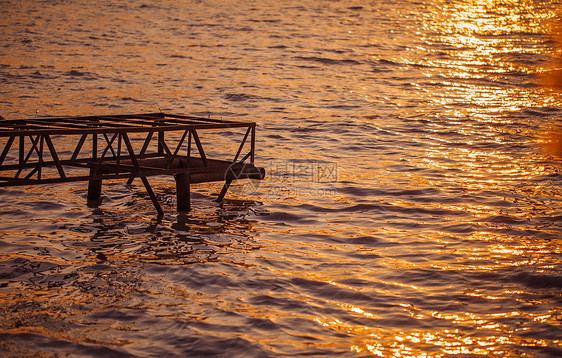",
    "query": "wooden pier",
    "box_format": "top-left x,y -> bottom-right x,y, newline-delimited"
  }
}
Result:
0,112 -> 265,215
